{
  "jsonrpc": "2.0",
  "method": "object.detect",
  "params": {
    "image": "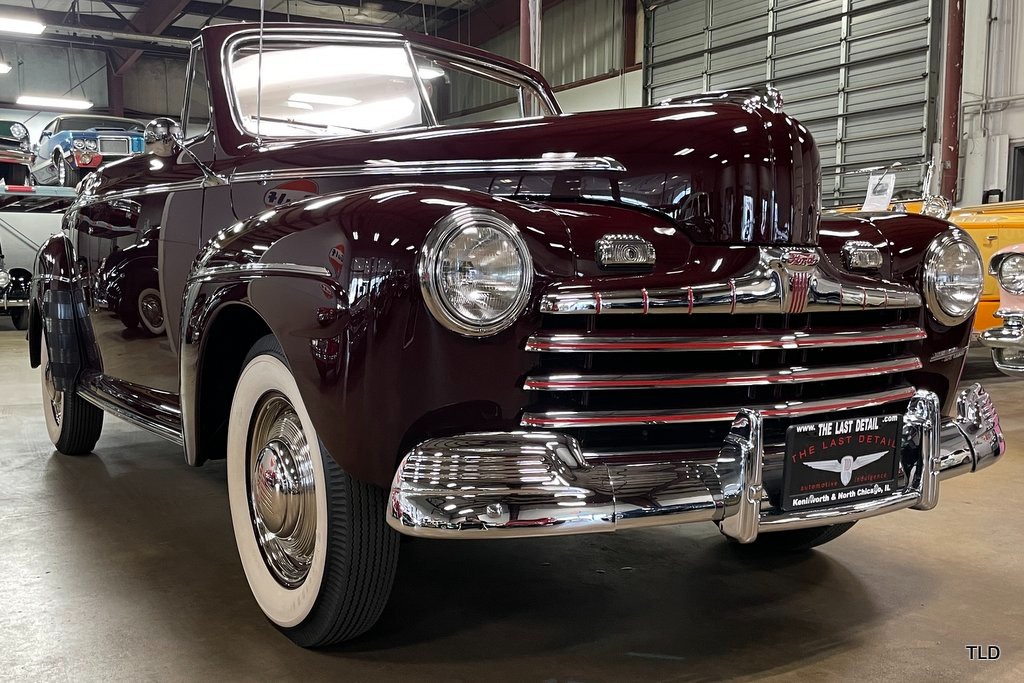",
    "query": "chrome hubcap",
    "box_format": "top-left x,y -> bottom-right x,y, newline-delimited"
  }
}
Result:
248,394 -> 316,588
140,292 -> 163,328
44,361 -> 63,427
